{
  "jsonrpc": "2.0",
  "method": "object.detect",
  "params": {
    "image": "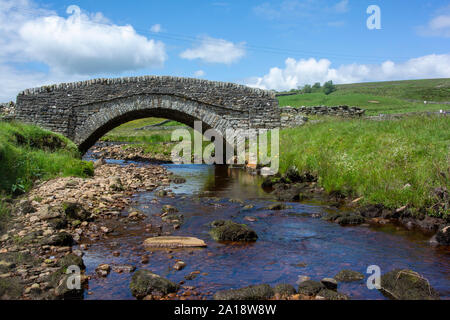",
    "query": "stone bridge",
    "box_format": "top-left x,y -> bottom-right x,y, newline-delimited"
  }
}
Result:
14,76 -> 281,153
